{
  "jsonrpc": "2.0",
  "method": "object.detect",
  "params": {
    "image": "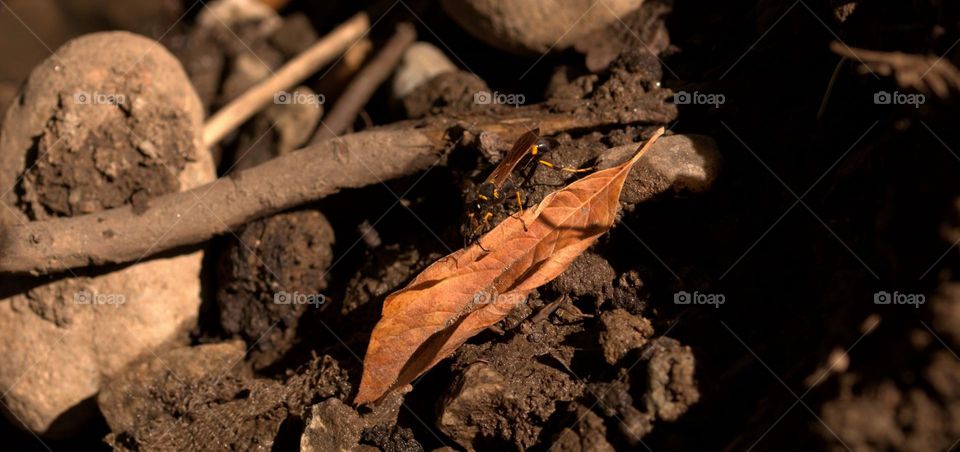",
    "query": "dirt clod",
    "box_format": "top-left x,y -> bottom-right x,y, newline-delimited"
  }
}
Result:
20,96 -> 193,219
441,323 -> 585,450
98,341 -> 248,434
549,406 -> 616,452
217,209 -> 335,369
436,363 -> 508,447
301,398 -> 364,452
103,354 -> 350,451
643,337 -> 700,422
401,71 -> 489,118
550,251 -> 617,304
600,309 -> 654,365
